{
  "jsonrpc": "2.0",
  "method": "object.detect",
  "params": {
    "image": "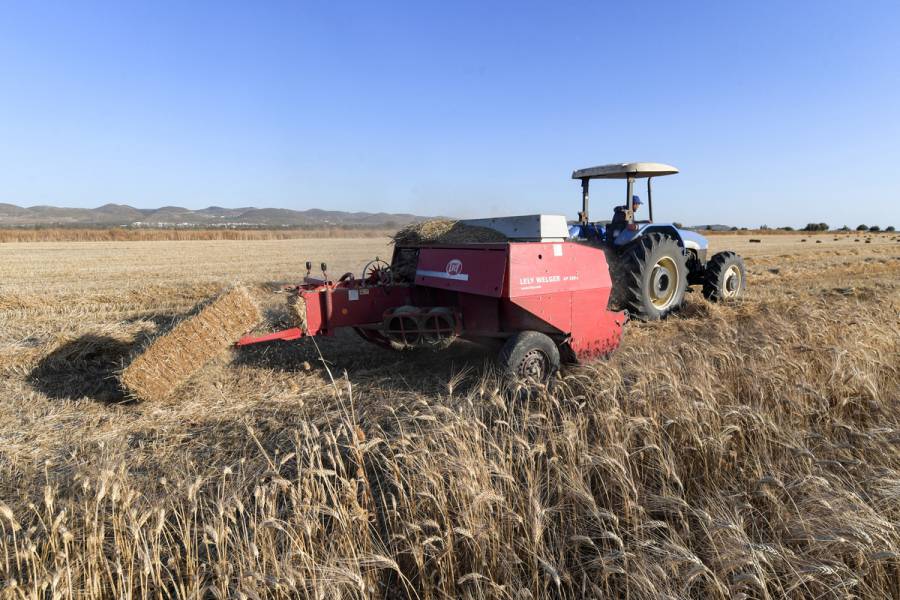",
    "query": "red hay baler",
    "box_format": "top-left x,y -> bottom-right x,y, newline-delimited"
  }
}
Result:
238,218 -> 626,382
